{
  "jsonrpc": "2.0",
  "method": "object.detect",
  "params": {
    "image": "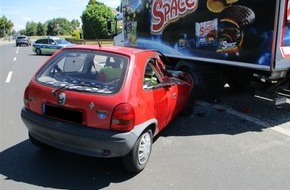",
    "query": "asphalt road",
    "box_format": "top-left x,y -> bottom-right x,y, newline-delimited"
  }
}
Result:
1,41 -> 290,190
